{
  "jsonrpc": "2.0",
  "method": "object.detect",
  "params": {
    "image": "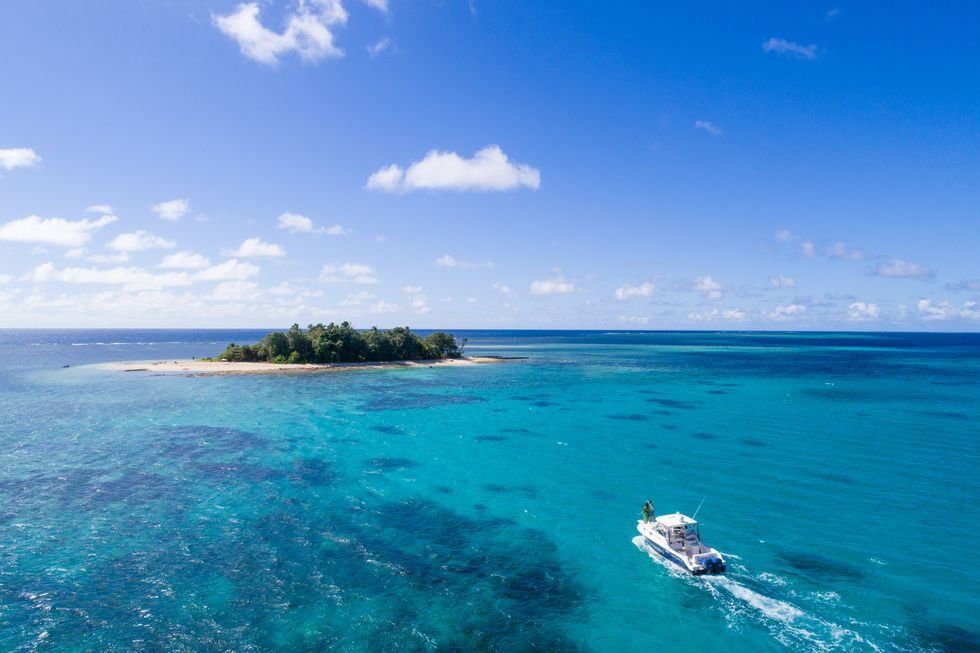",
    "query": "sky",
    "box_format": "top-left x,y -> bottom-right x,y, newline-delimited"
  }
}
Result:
1,1 -> 978,330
